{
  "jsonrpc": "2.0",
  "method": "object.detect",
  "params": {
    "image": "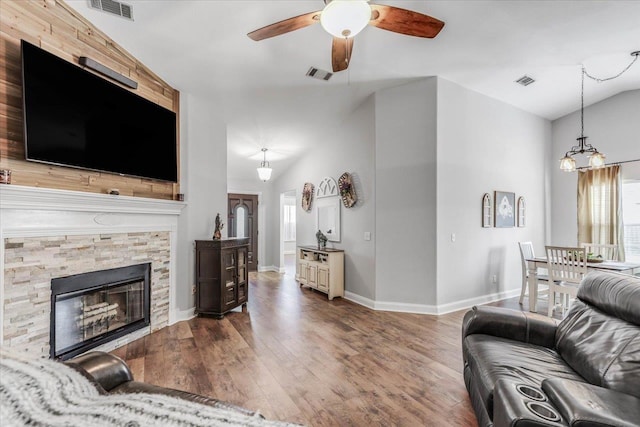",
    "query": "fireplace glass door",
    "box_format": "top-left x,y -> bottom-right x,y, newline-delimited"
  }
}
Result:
54,280 -> 145,356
